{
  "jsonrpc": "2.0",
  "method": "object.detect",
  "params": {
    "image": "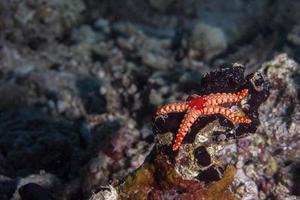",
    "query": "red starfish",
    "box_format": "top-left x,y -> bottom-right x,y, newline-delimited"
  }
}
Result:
156,89 -> 251,151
